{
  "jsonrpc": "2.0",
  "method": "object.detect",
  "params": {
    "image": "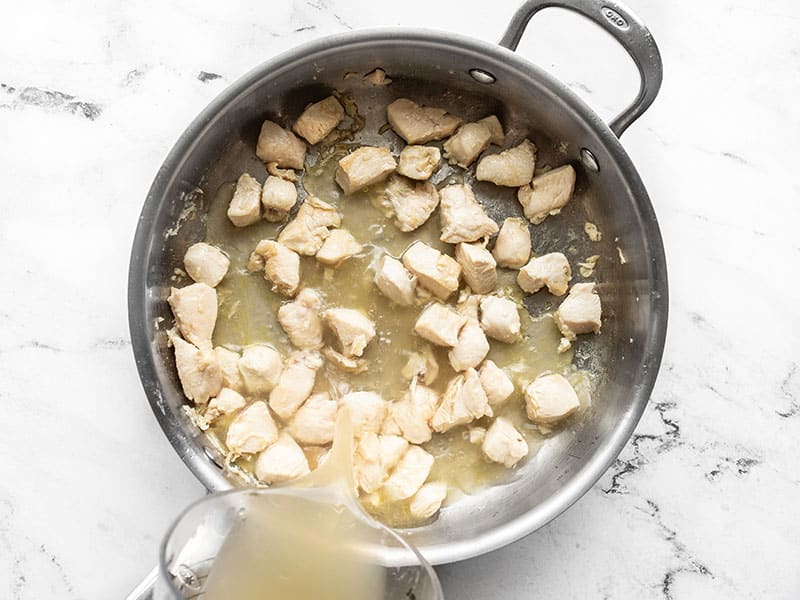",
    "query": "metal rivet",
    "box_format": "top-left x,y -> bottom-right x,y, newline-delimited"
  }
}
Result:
469,68 -> 496,84
580,148 -> 600,173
